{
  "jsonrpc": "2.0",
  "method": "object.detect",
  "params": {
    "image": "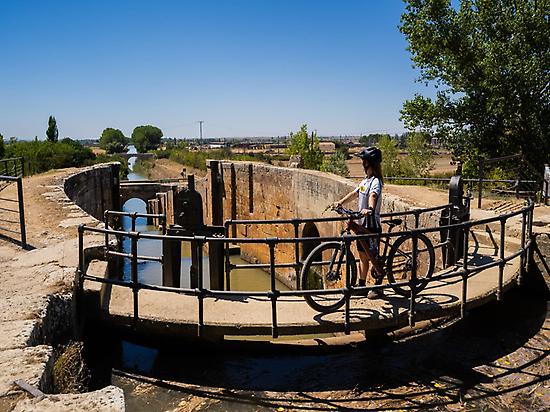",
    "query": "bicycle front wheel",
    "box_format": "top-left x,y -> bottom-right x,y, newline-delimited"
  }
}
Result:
300,241 -> 357,313
386,233 -> 435,297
